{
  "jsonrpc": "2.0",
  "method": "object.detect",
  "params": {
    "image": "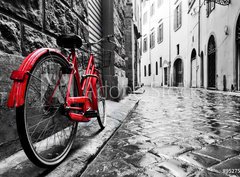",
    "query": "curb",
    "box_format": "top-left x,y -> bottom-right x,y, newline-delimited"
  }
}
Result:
46,95 -> 140,177
0,94 -> 141,177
